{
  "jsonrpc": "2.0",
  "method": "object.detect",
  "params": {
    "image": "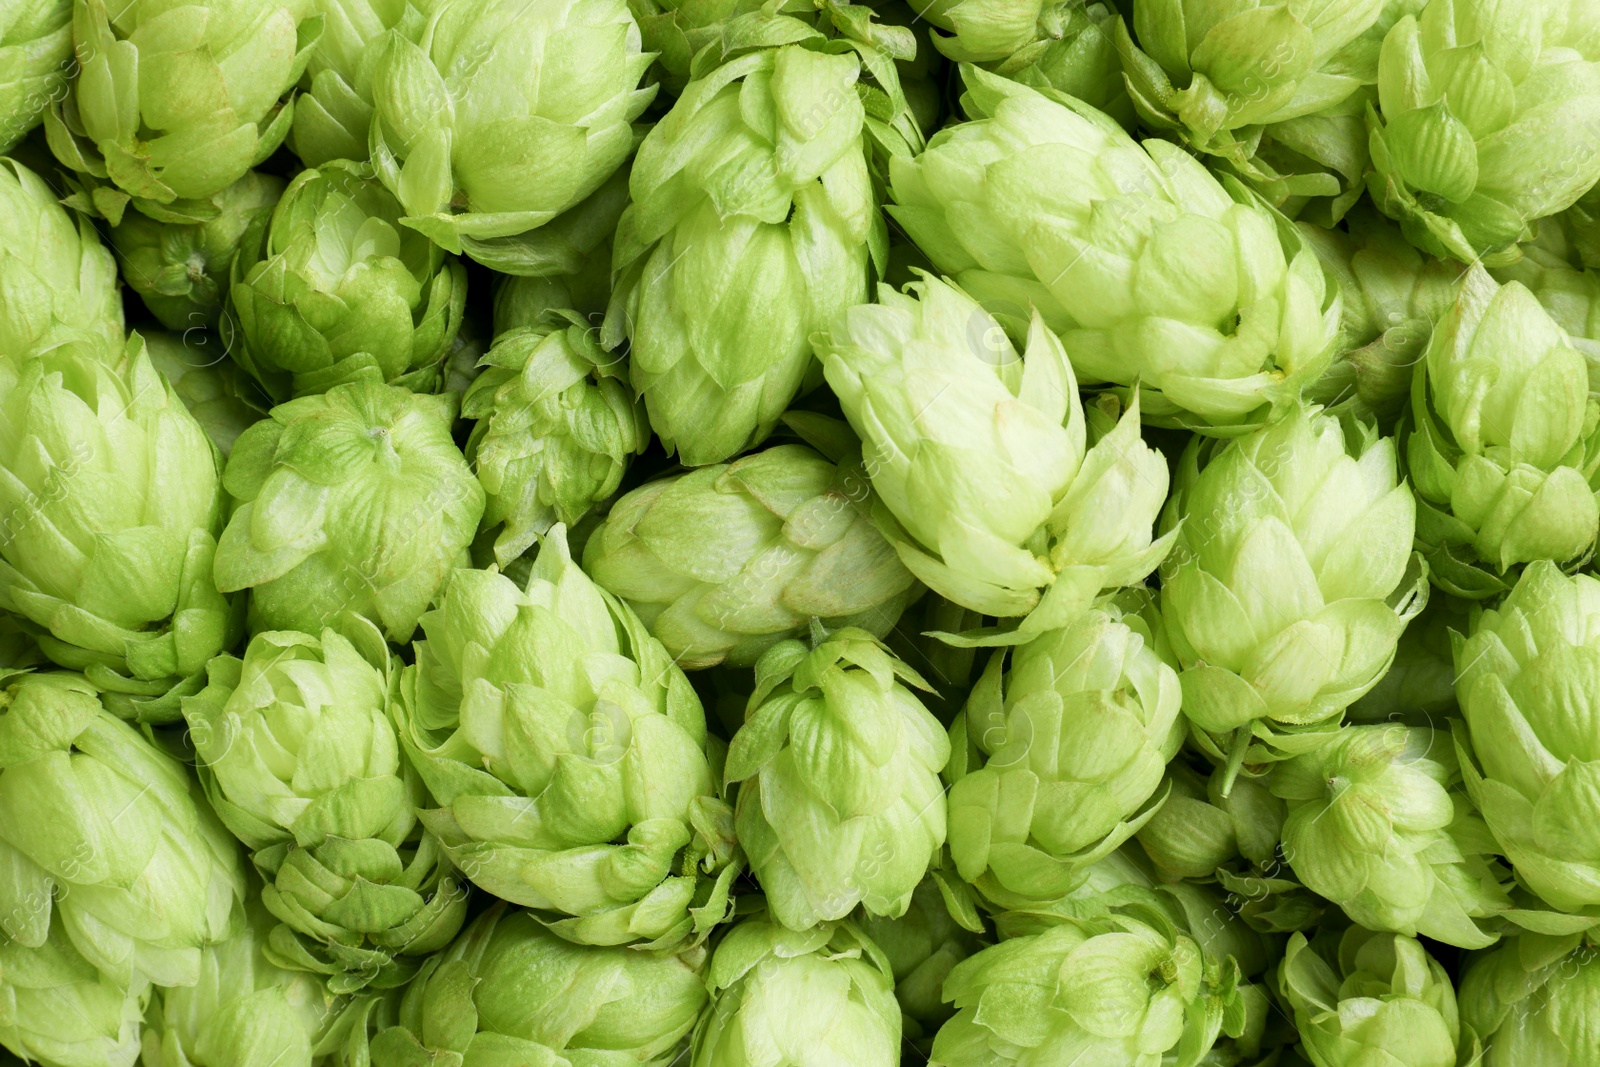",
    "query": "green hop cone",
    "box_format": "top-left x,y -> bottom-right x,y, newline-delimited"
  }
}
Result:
0,1 -> 72,154
367,0 -> 655,257
1453,561 -> 1600,912
0,156 -> 123,357
393,527 -> 737,949
605,40 -> 876,466
139,894 -> 346,1067
289,0 -> 429,169
142,331 -> 270,461
1300,205 -> 1462,426
906,0 -> 1075,64
989,2 -> 1133,124
372,904 -> 708,1067
213,377 -> 485,643
1493,217 -> 1600,372
1272,725 -> 1510,948
945,603 -> 1184,906
183,617 -> 468,992
44,0 -> 322,223
856,875 -> 986,1044
581,441 -> 921,669
1460,932 -> 1600,1066
929,910 -> 1232,1067
1367,0 -> 1600,264
1158,404 -> 1425,780
689,916 -> 901,1067
888,65 -> 1342,430
0,915 -> 147,1067
108,171 -> 285,333
226,161 -> 468,401
1406,266 -> 1600,593
818,274 -> 1172,637
0,670 -> 245,988
1115,0 -> 1401,218
1278,925 -> 1467,1067
462,310 -> 646,569
725,627 -> 950,930
0,335 -> 238,709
